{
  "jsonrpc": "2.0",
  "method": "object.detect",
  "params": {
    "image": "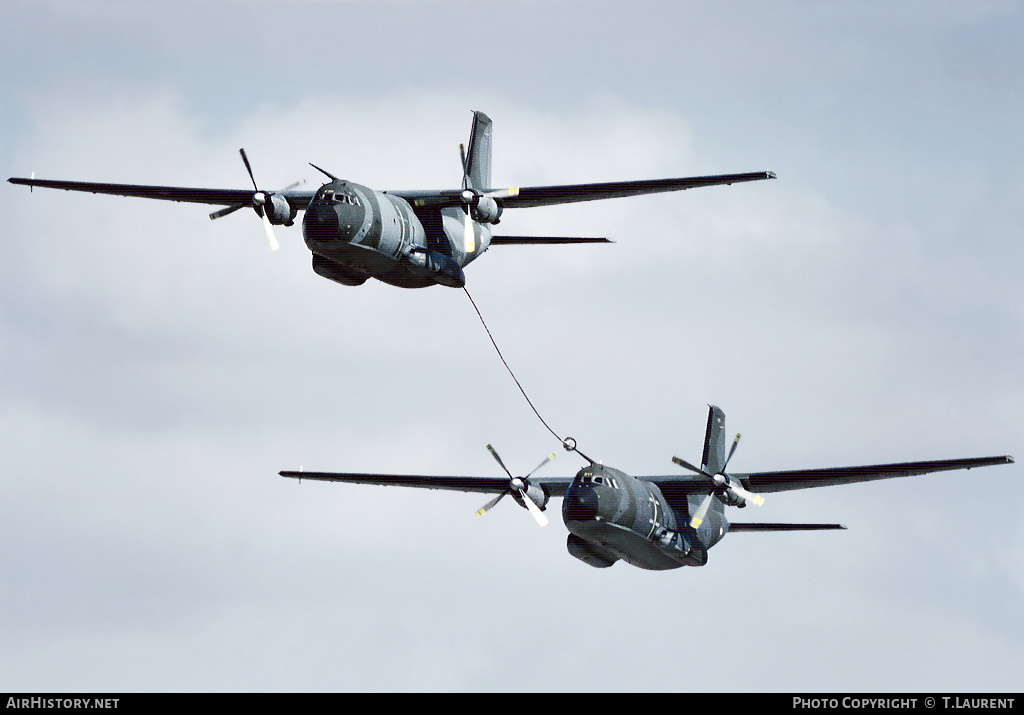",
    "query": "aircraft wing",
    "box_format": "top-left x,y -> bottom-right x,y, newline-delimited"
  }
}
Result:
732,455 -> 1014,494
279,471 -> 574,496
14,170 -> 773,213
496,171 -> 777,208
396,171 -> 776,209
637,455 -> 1013,494
7,177 -> 316,213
